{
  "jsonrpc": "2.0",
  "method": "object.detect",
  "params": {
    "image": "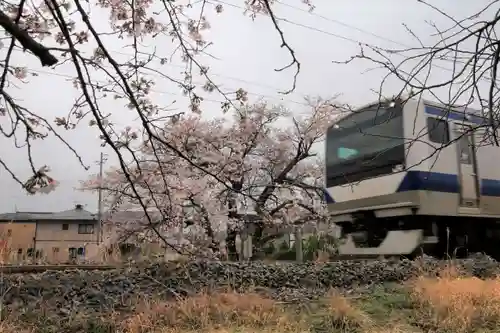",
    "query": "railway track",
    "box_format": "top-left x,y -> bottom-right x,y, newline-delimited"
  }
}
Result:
0,253 -> 480,274
0,259 -> 390,273
0,264 -> 120,274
